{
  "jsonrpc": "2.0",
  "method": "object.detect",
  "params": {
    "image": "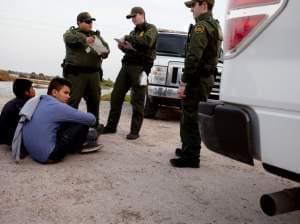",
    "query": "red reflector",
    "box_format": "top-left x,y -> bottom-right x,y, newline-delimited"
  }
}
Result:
229,0 -> 280,10
225,15 -> 266,52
